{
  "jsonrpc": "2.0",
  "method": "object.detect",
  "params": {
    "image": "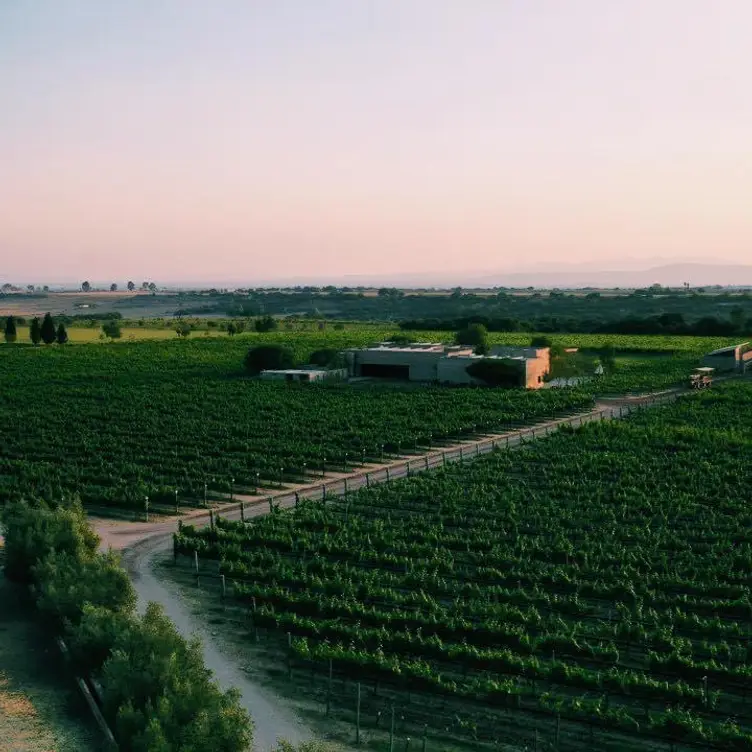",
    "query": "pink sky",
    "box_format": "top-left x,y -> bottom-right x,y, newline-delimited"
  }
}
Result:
1,1 -> 751,284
